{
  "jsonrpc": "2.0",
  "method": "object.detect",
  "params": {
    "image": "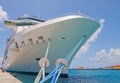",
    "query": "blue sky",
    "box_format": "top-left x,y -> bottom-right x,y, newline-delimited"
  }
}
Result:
0,0 -> 120,68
